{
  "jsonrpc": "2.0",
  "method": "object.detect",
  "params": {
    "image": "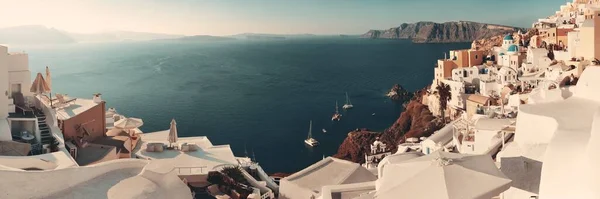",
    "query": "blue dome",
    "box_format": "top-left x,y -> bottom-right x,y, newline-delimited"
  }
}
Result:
499,52 -> 505,56
504,35 -> 513,41
508,45 -> 518,52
